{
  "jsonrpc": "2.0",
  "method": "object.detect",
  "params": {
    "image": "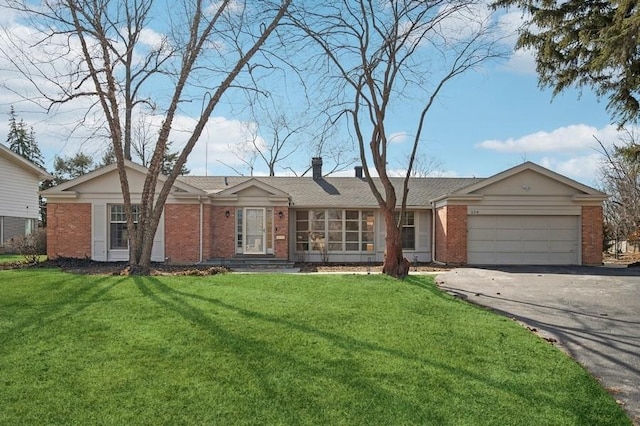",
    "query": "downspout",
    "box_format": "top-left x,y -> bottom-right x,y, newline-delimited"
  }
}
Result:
198,196 -> 203,264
